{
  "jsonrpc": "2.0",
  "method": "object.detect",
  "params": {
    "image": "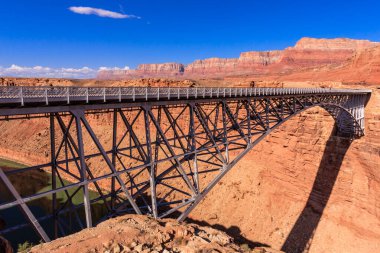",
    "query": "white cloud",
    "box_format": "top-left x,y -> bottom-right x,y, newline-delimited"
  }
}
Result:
69,6 -> 140,19
99,66 -> 130,71
0,65 -> 130,79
